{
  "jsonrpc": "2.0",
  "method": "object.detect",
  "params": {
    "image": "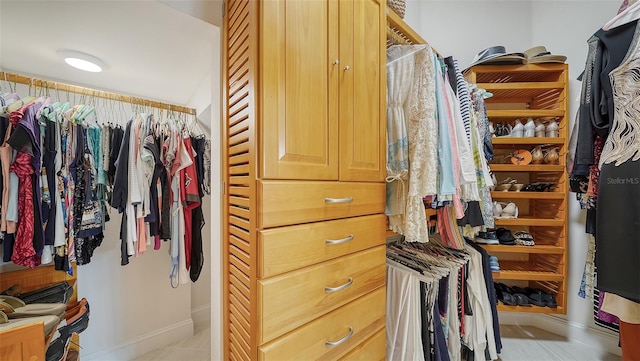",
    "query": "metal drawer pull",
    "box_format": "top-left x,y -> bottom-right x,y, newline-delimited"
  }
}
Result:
324,197 -> 353,204
325,277 -> 353,293
326,327 -> 354,347
325,234 -> 354,245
